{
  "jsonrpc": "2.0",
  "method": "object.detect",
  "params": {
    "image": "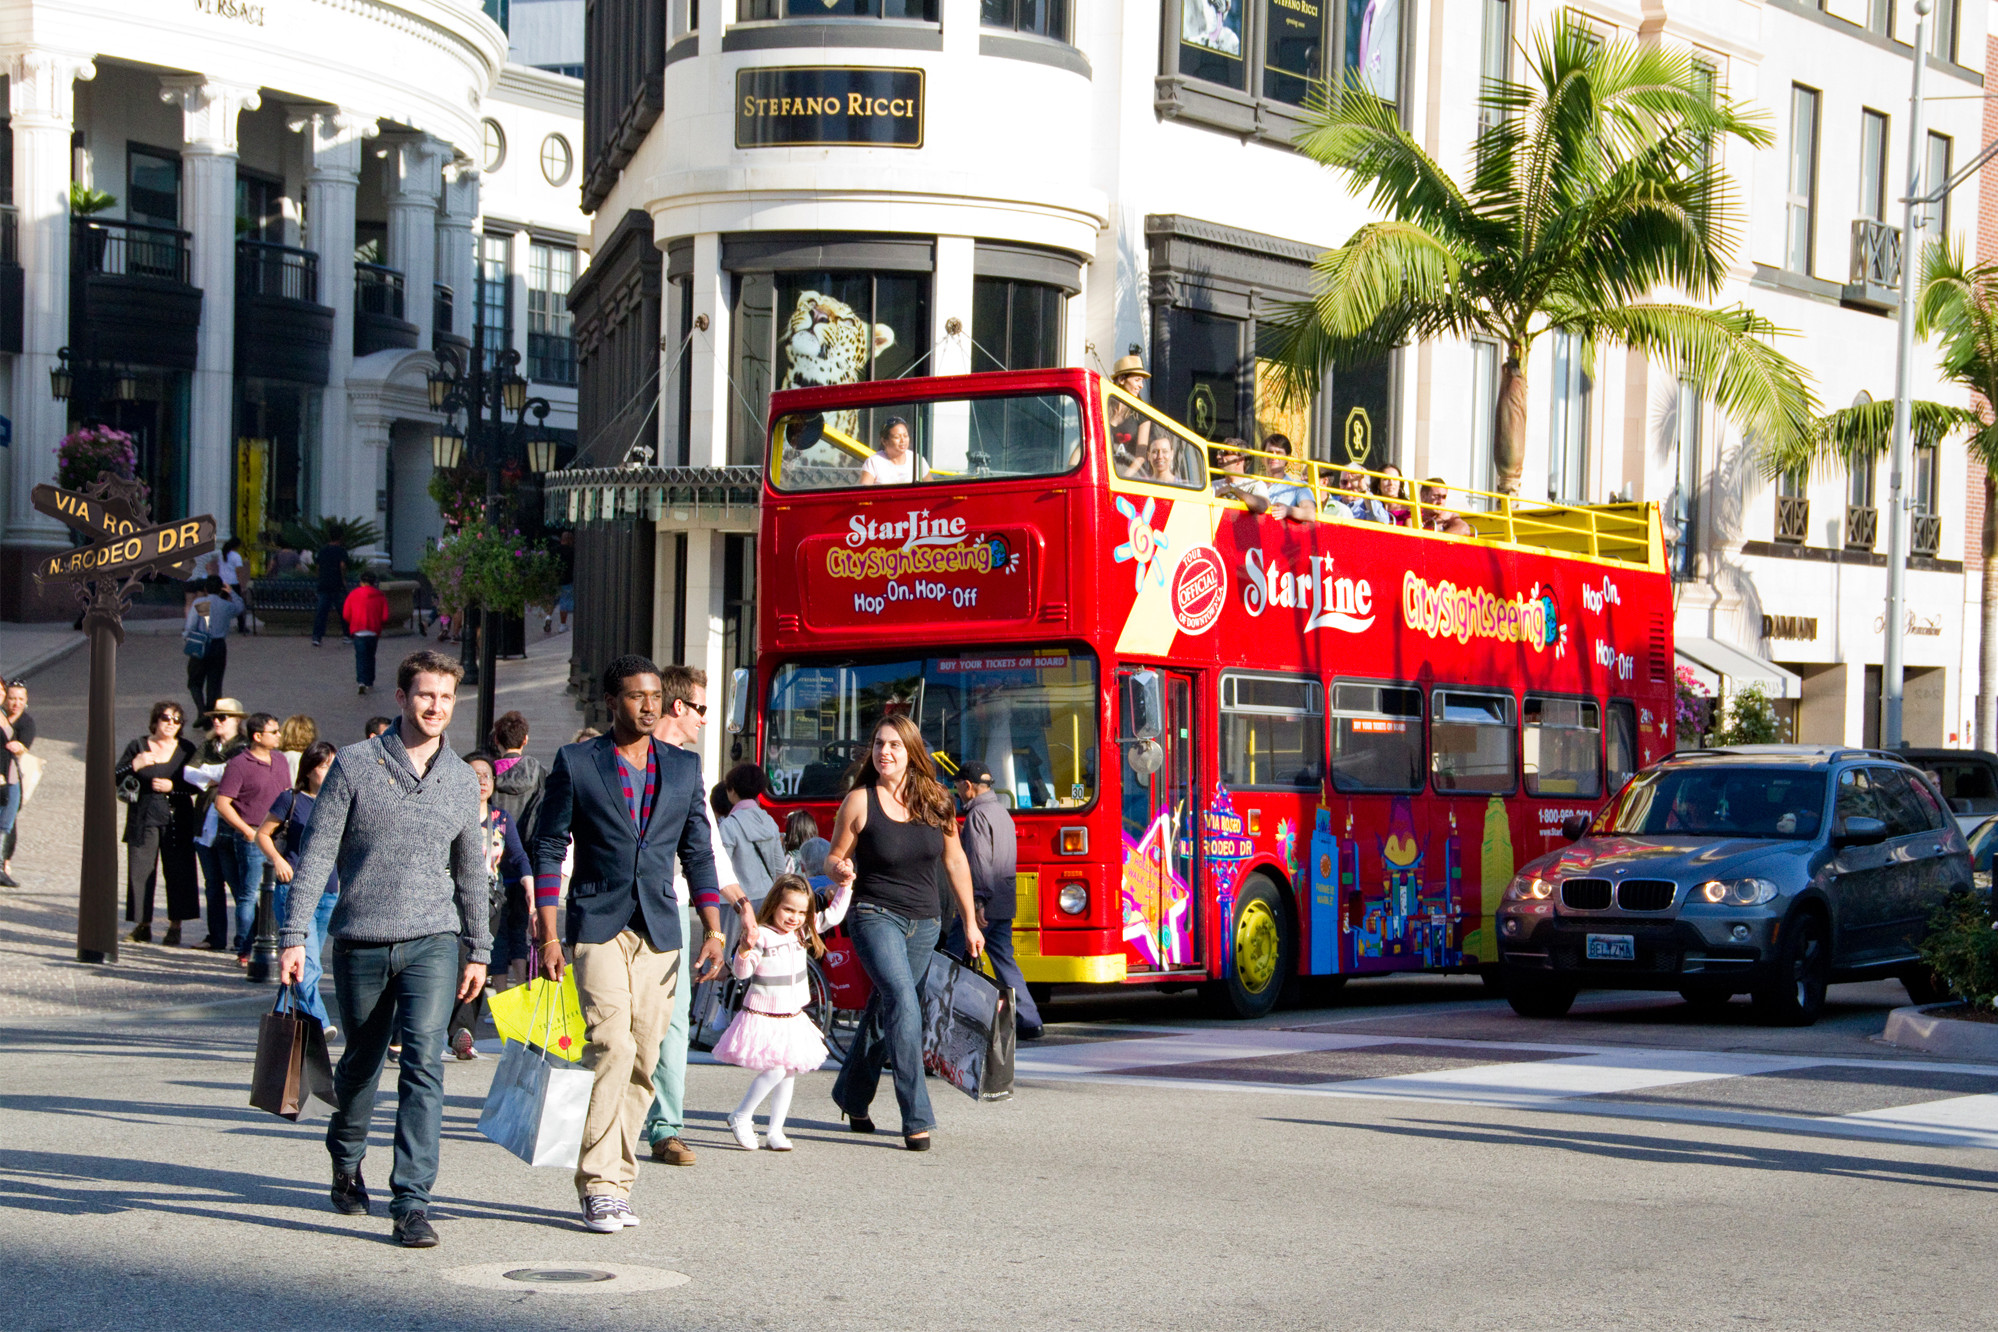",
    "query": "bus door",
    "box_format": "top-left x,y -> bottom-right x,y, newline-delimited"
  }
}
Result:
1119,667 -> 1202,973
